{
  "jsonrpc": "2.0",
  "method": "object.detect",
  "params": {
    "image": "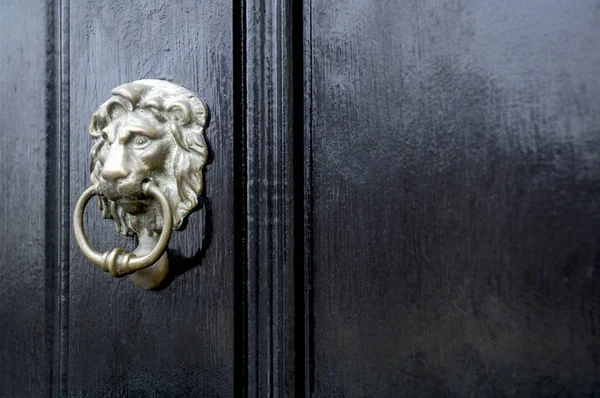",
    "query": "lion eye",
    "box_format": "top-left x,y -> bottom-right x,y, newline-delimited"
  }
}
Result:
101,130 -> 111,143
133,136 -> 149,147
